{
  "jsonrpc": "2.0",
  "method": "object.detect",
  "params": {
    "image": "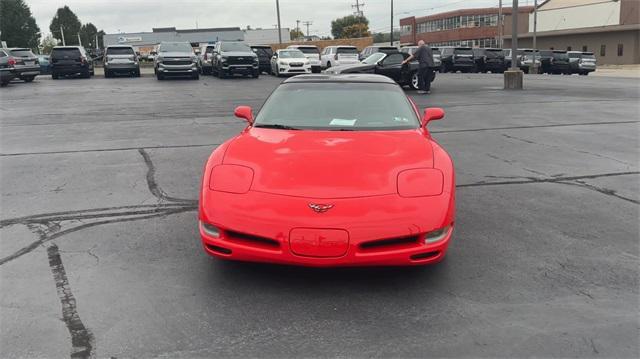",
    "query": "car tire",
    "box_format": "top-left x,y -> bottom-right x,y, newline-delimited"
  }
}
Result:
0,80 -> 9,87
326,62 -> 332,68
252,70 -> 259,78
82,71 -> 91,79
23,76 -> 35,83
410,72 -> 419,90
105,69 -> 111,78
135,69 -> 141,77
192,73 -> 200,80
52,72 -> 59,79
156,72 -> 164,80
219,68 -> 227,79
